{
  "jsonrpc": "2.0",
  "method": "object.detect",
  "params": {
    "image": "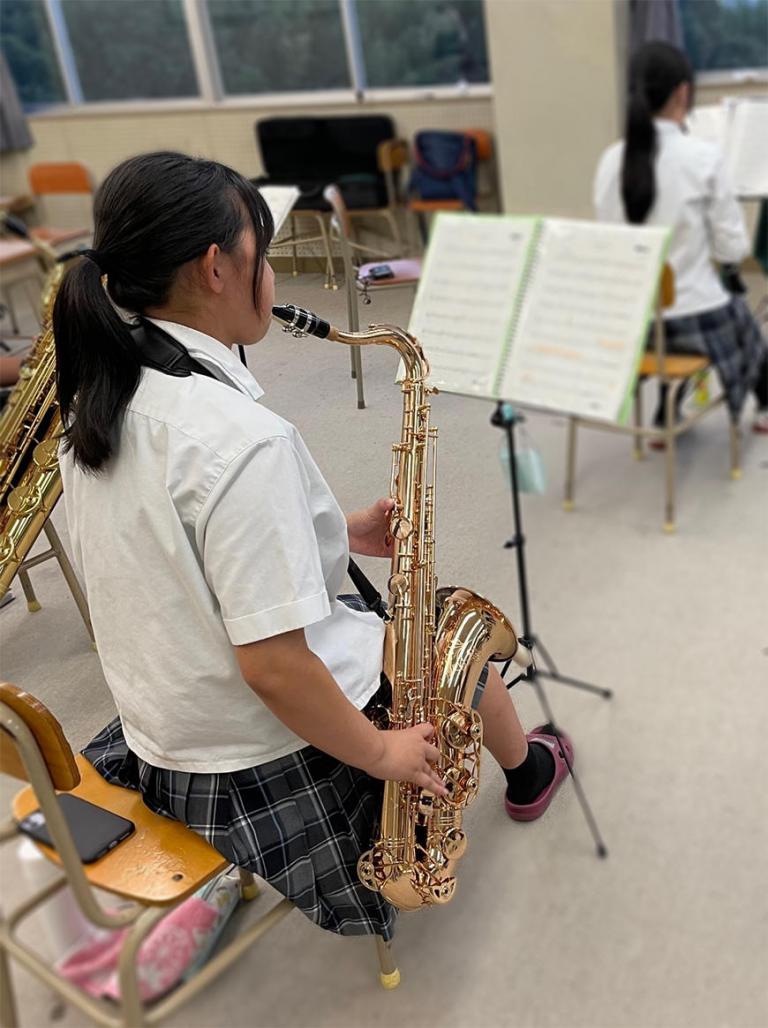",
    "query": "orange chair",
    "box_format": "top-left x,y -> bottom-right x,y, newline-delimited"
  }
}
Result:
27,161 -> 93,250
